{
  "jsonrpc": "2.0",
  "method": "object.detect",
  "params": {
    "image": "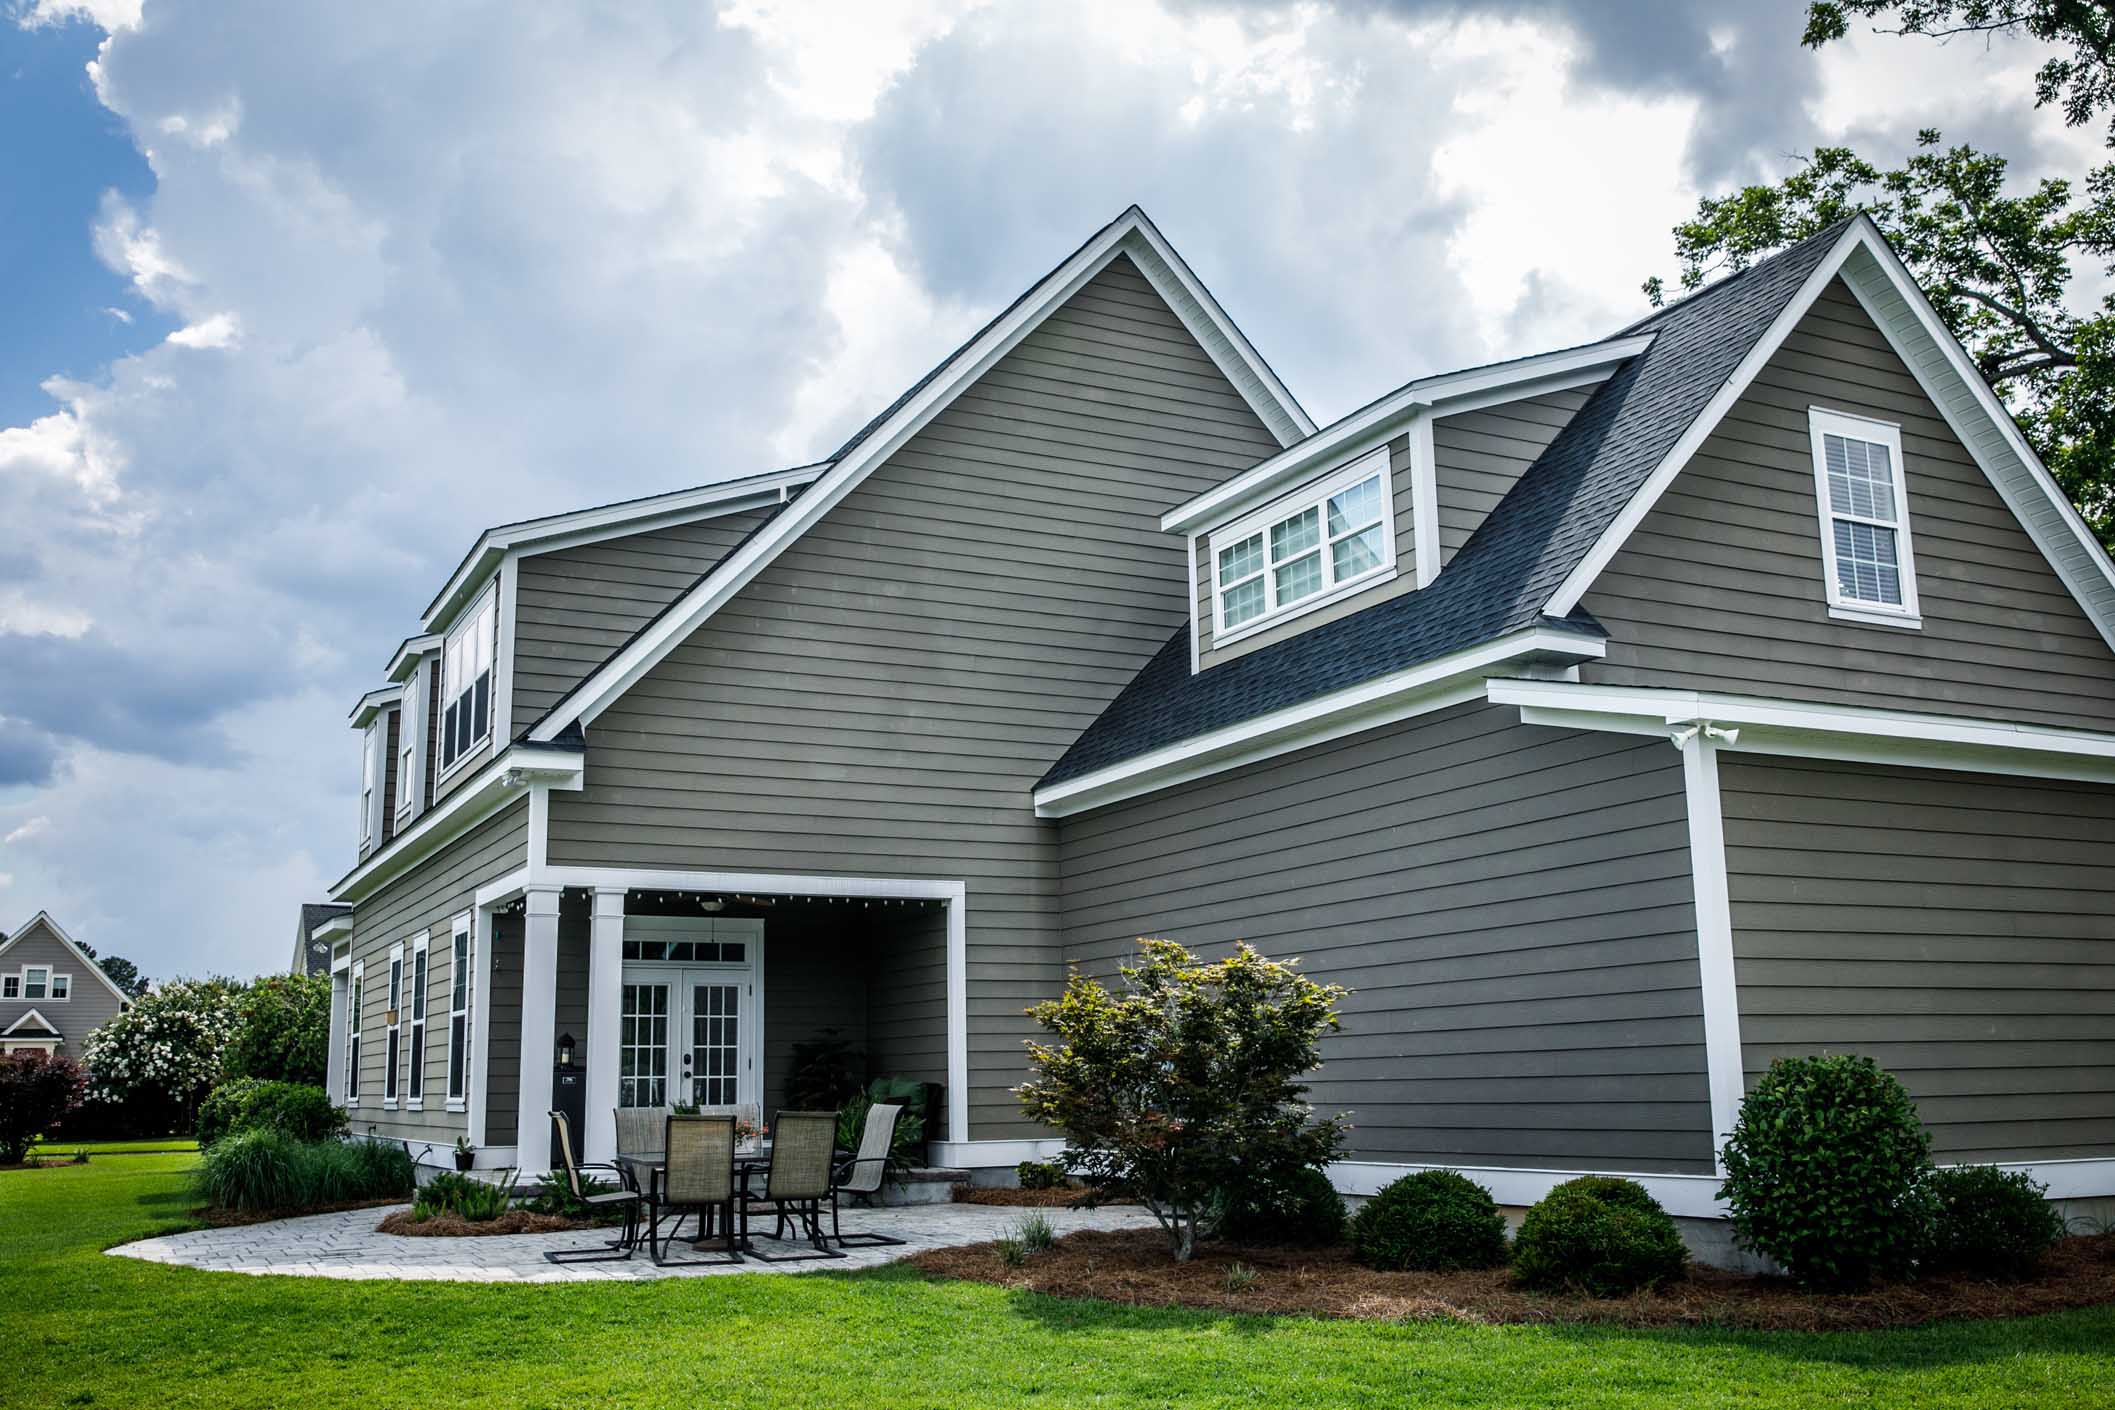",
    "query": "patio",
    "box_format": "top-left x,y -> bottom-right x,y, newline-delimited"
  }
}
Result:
110,1199 -> 1160,1283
